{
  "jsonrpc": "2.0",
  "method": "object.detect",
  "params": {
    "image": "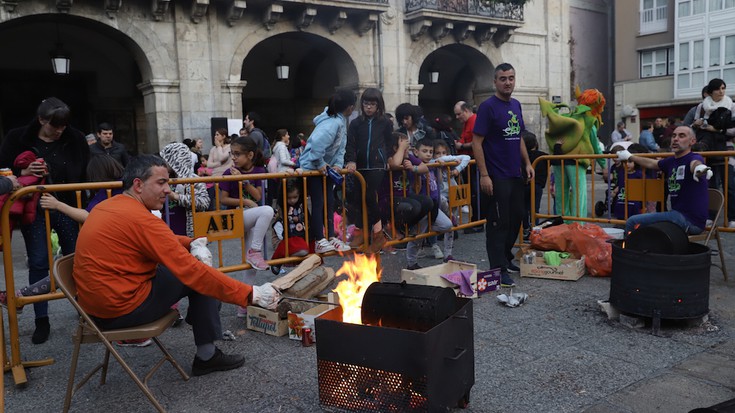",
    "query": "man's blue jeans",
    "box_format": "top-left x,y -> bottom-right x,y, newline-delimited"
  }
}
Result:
20,209 -> 79,319
625,210 -> 703,235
